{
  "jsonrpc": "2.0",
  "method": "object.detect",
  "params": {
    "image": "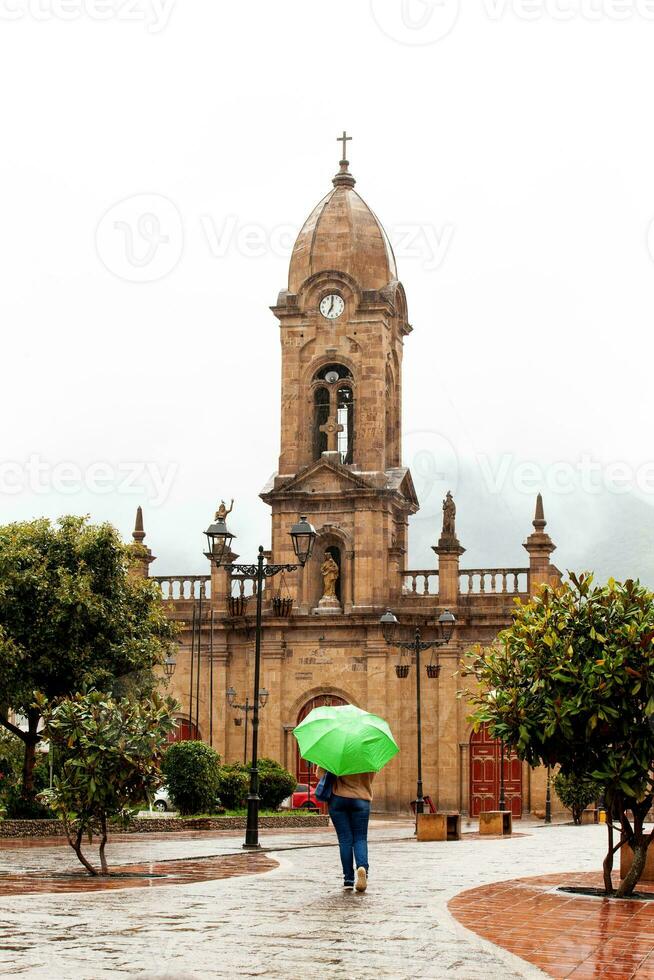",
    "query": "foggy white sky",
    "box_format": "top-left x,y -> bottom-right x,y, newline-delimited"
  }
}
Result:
1,0 -> 653,583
